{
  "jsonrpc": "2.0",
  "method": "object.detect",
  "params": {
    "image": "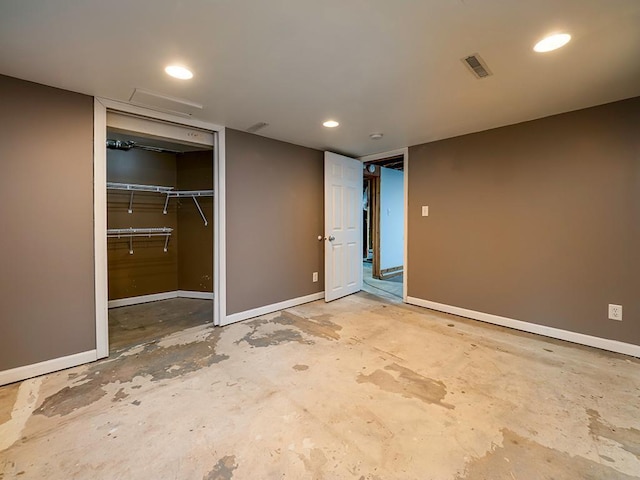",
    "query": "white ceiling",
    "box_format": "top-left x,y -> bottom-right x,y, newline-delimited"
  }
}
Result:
1,0 -> 639,157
